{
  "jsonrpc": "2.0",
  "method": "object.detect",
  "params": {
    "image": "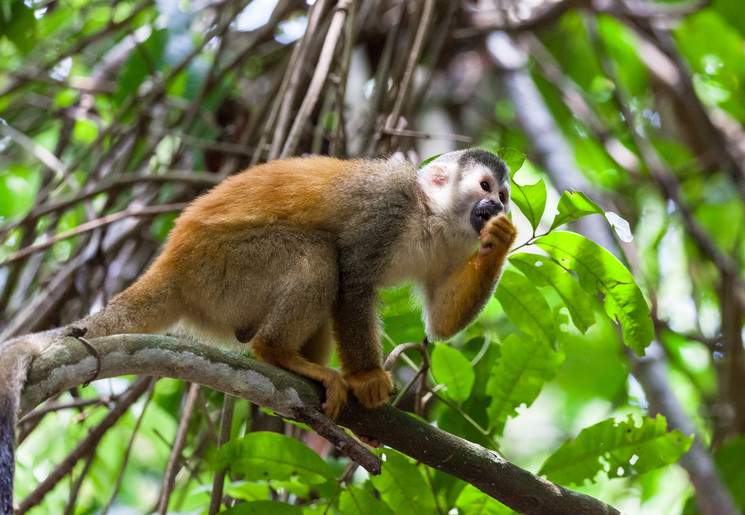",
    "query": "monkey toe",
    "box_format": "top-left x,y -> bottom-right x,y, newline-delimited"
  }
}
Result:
345,368 -> 394,409
322,371 -> 348,419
